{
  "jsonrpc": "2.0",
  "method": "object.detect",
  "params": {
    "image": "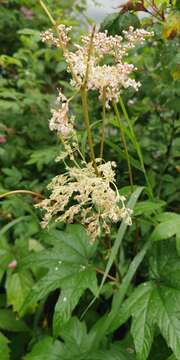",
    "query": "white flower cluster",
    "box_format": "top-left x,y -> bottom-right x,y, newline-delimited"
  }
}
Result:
68,26 -> 153,105
41,25 -> 153,124
42,26 -> 153,106
49,91 -> 74,137
36,161 -> 132,240
41,24 -> 72,48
